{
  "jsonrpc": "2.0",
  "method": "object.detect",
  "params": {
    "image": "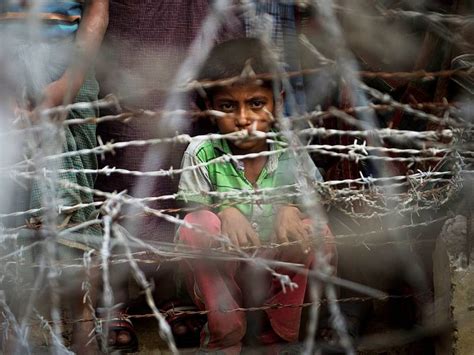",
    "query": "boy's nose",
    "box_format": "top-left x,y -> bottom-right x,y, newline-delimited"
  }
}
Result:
235,107 -> 252,127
